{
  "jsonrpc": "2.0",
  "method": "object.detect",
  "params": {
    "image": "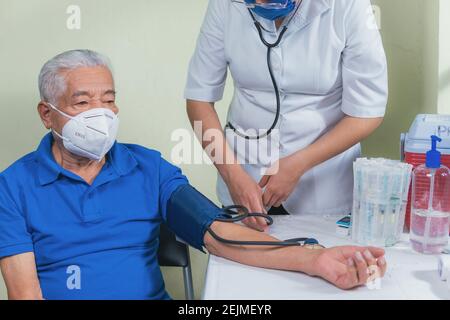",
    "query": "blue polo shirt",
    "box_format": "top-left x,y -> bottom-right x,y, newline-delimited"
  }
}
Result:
0,133 -> 217,300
